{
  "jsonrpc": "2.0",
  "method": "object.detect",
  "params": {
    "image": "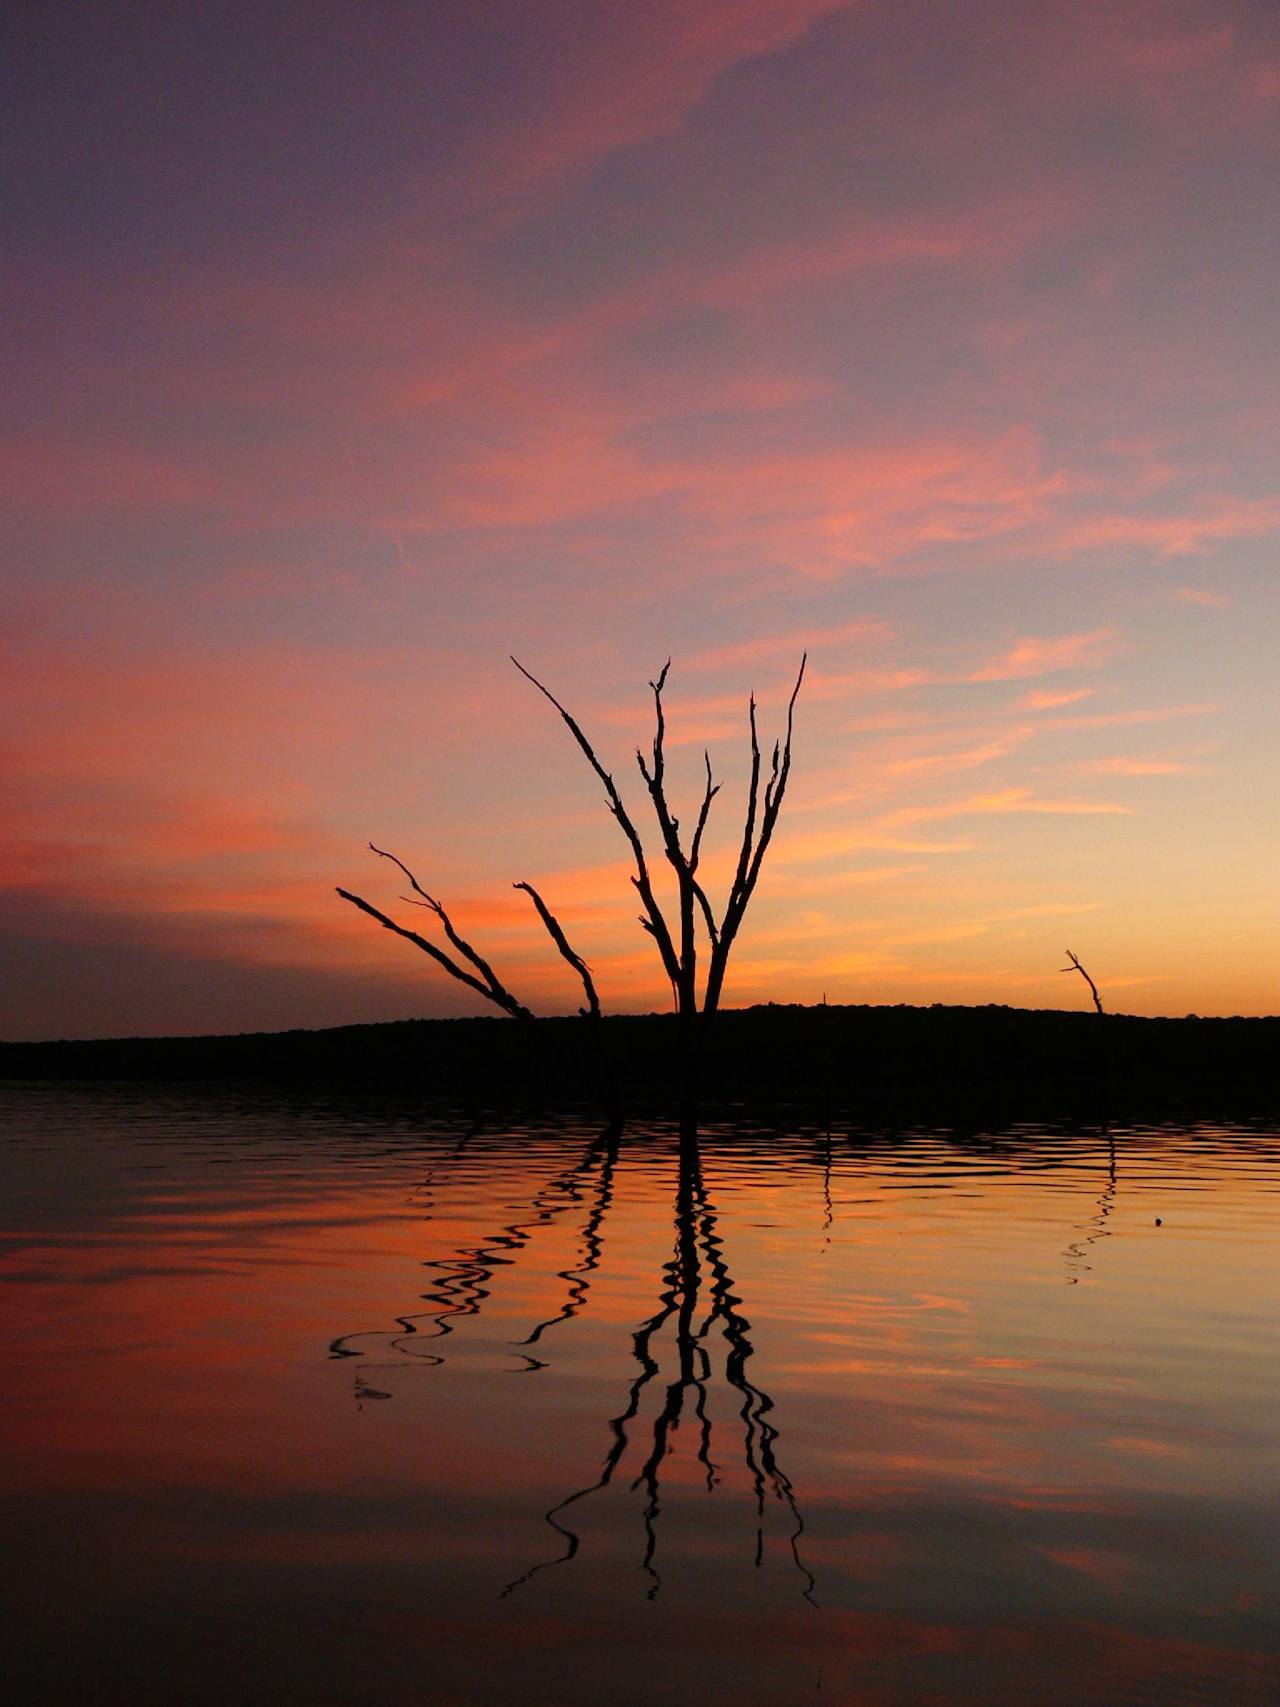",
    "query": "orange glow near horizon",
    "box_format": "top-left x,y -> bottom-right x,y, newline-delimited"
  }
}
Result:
3,1 -> 1279,1036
